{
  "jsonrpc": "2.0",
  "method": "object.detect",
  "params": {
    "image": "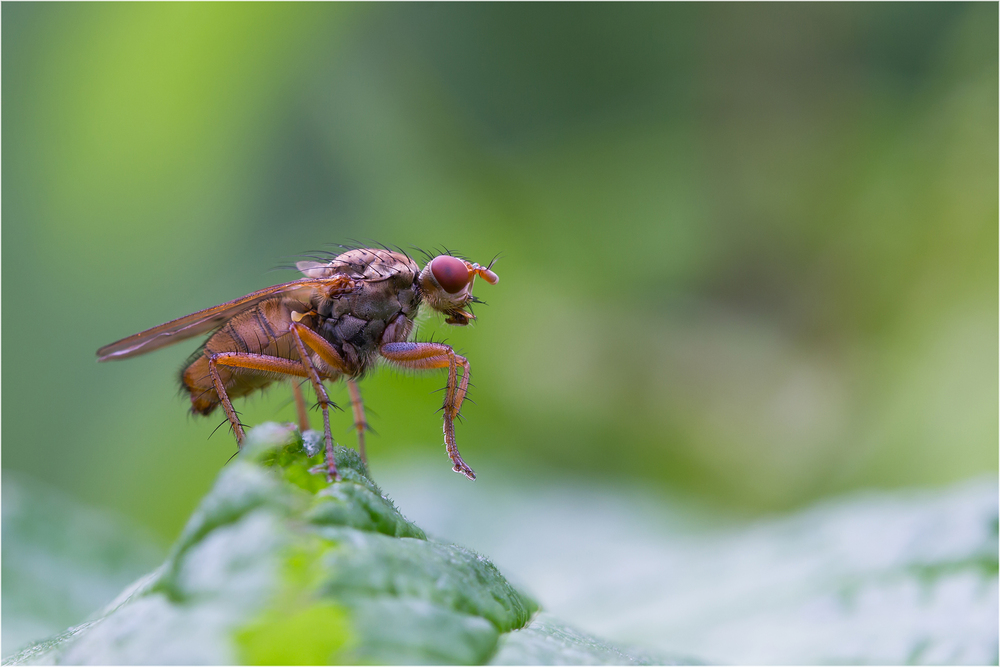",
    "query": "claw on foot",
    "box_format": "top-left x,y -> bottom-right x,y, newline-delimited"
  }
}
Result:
453,462 -> 476,481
